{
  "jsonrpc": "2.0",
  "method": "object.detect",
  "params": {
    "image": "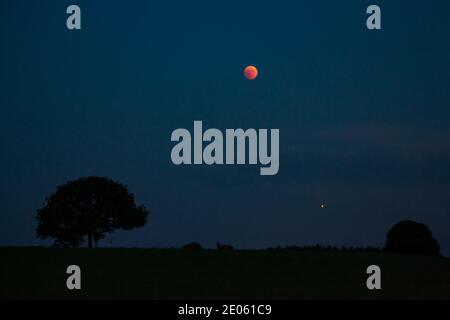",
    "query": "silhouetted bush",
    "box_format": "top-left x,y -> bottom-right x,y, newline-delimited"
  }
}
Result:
384,220 -> 440,256
183,242 -> 203,250
267,245 -> 382,254
216,242 -> 234,251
